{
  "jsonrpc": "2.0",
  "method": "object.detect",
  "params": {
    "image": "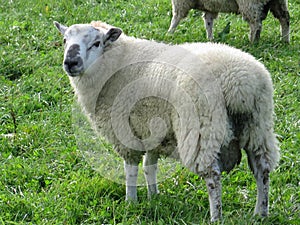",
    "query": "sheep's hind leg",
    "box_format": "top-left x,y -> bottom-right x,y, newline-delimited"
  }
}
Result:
245,150 -> 270,217
124,161 -> 139,201
143,152 -> 159,198
203,12 -> 218,41
269,2 -> 290,43
203,160 -> 222,222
